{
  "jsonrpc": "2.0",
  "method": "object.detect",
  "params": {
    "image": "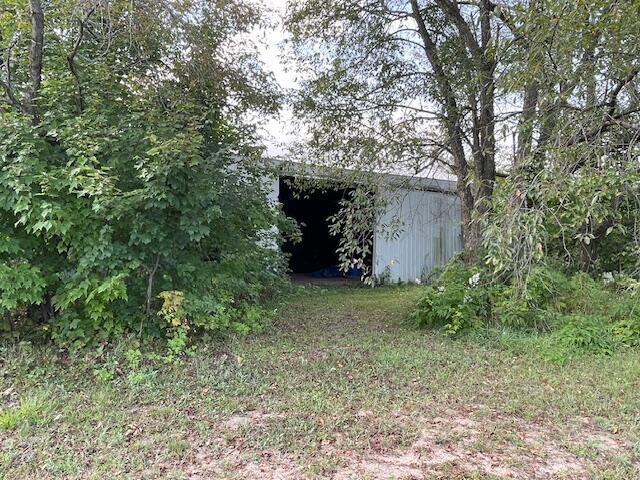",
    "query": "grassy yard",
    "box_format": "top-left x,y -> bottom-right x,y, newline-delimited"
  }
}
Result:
1,286 -> 639,479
